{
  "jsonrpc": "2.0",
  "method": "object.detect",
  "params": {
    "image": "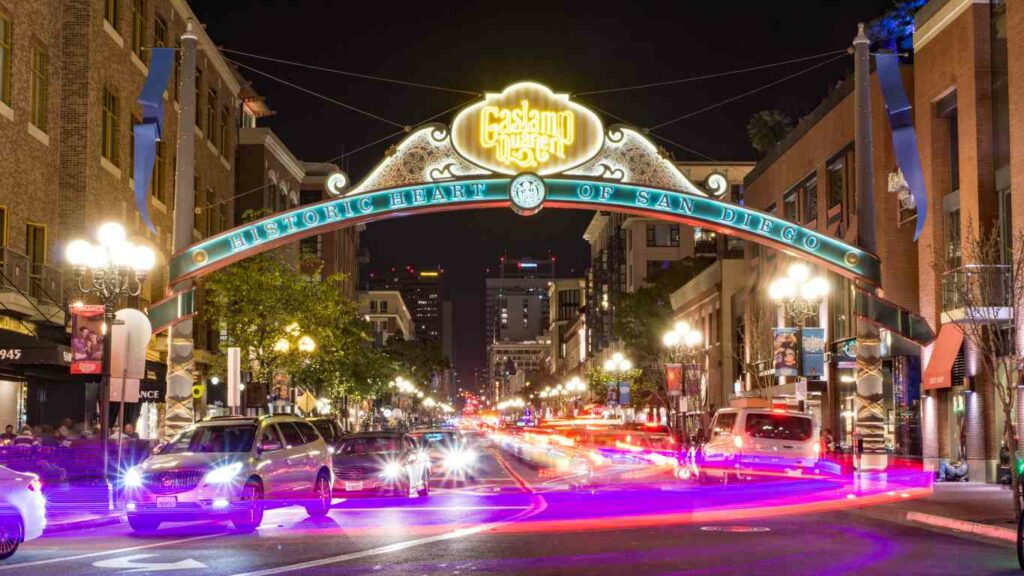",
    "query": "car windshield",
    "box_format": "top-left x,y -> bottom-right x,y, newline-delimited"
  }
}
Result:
415,432 -> 457,447
311,421 -> 334,439
744,413 -> 813,441
161,425 -> 257,454
338,437 -> 402,455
